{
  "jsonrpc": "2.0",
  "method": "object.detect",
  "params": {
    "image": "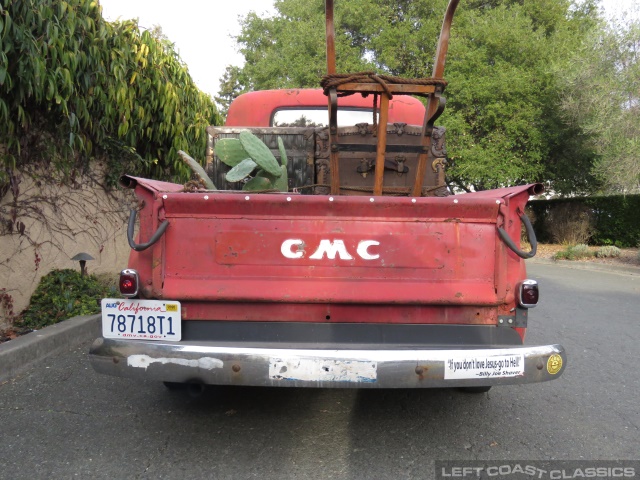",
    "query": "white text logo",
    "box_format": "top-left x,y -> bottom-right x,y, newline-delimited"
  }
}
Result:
281,239 -> 380,260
